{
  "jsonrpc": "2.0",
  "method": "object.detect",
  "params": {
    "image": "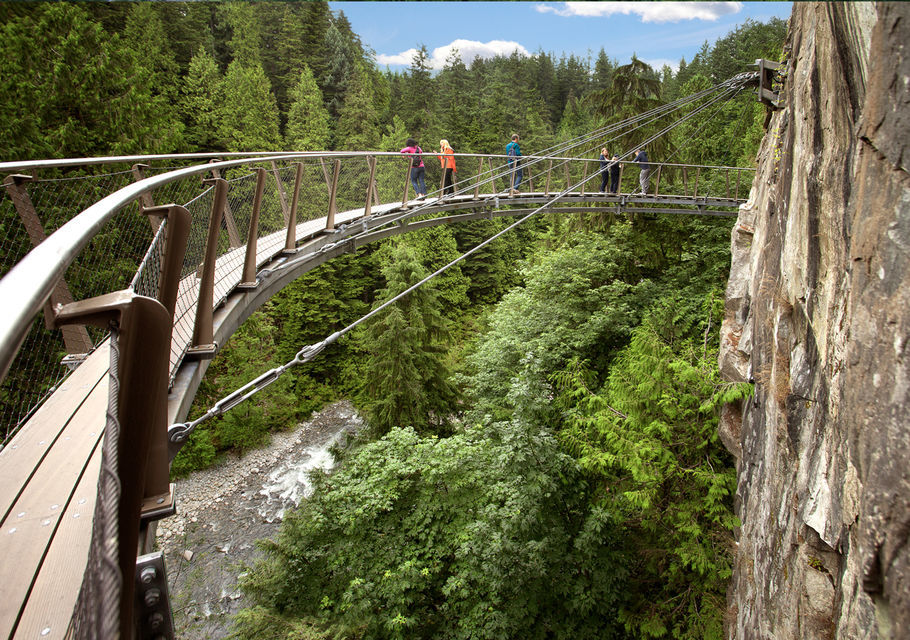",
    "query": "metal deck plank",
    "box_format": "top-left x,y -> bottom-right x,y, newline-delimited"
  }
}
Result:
13,447 -> 101,640
0,345 -> 109,523
0,368 -> 107,638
